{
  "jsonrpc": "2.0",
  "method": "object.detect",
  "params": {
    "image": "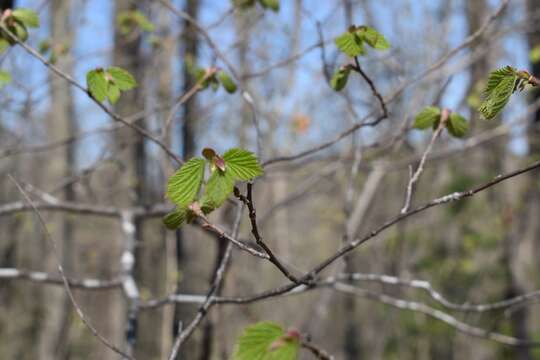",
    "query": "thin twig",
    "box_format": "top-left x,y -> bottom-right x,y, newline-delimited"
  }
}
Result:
234,184 -> 307,285
8,175 -> 133,360
168,203 -> 244,358
301,338 -> 335,360
352,57 -> 388,117
0,23 -> 182,165
401,108 -> 448,213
